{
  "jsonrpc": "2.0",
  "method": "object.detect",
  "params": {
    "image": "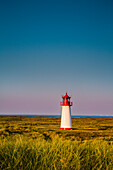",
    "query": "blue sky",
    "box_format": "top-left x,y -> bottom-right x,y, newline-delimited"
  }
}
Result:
0,0 -> 113,115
